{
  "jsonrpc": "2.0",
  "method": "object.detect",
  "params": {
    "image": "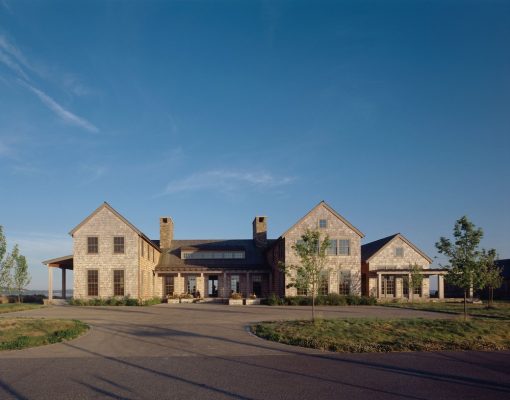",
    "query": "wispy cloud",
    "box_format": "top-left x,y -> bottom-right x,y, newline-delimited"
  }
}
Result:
0,139 -> 11,157
77,164 -> 107,186
19,80 -> 99,133
0,34 -> 99,133
161,169 -> 295,195
62,73 -> 92,97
